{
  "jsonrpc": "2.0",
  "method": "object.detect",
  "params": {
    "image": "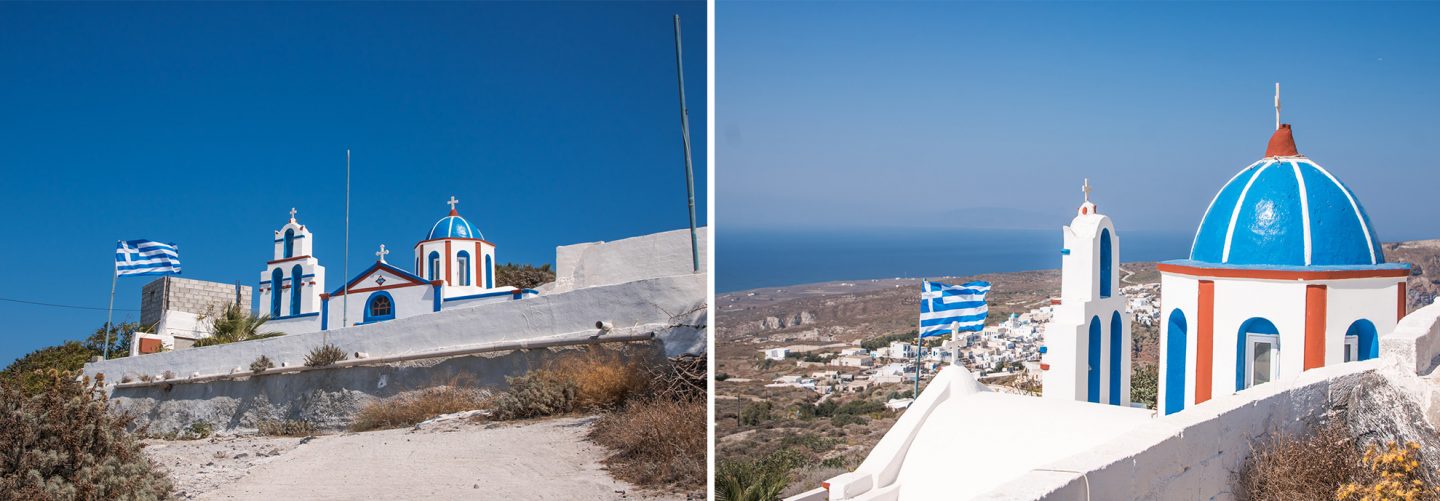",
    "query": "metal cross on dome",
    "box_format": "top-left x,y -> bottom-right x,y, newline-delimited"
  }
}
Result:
376,244 -> 389,263
447,196 -> 460,211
